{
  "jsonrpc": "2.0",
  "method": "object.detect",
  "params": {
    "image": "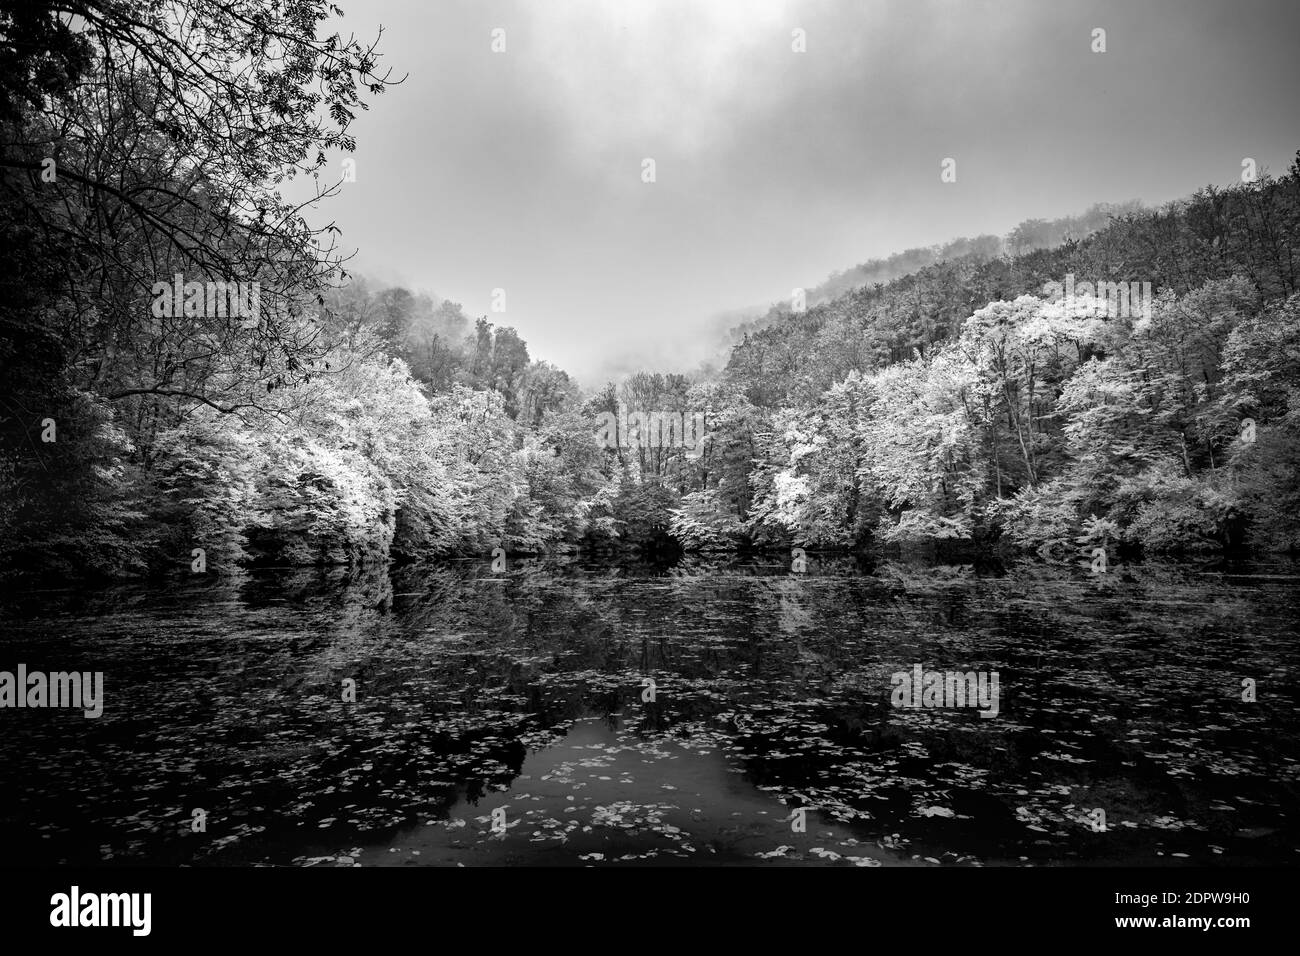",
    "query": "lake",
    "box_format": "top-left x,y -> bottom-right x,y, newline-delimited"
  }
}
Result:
2,555 -> 1297,867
